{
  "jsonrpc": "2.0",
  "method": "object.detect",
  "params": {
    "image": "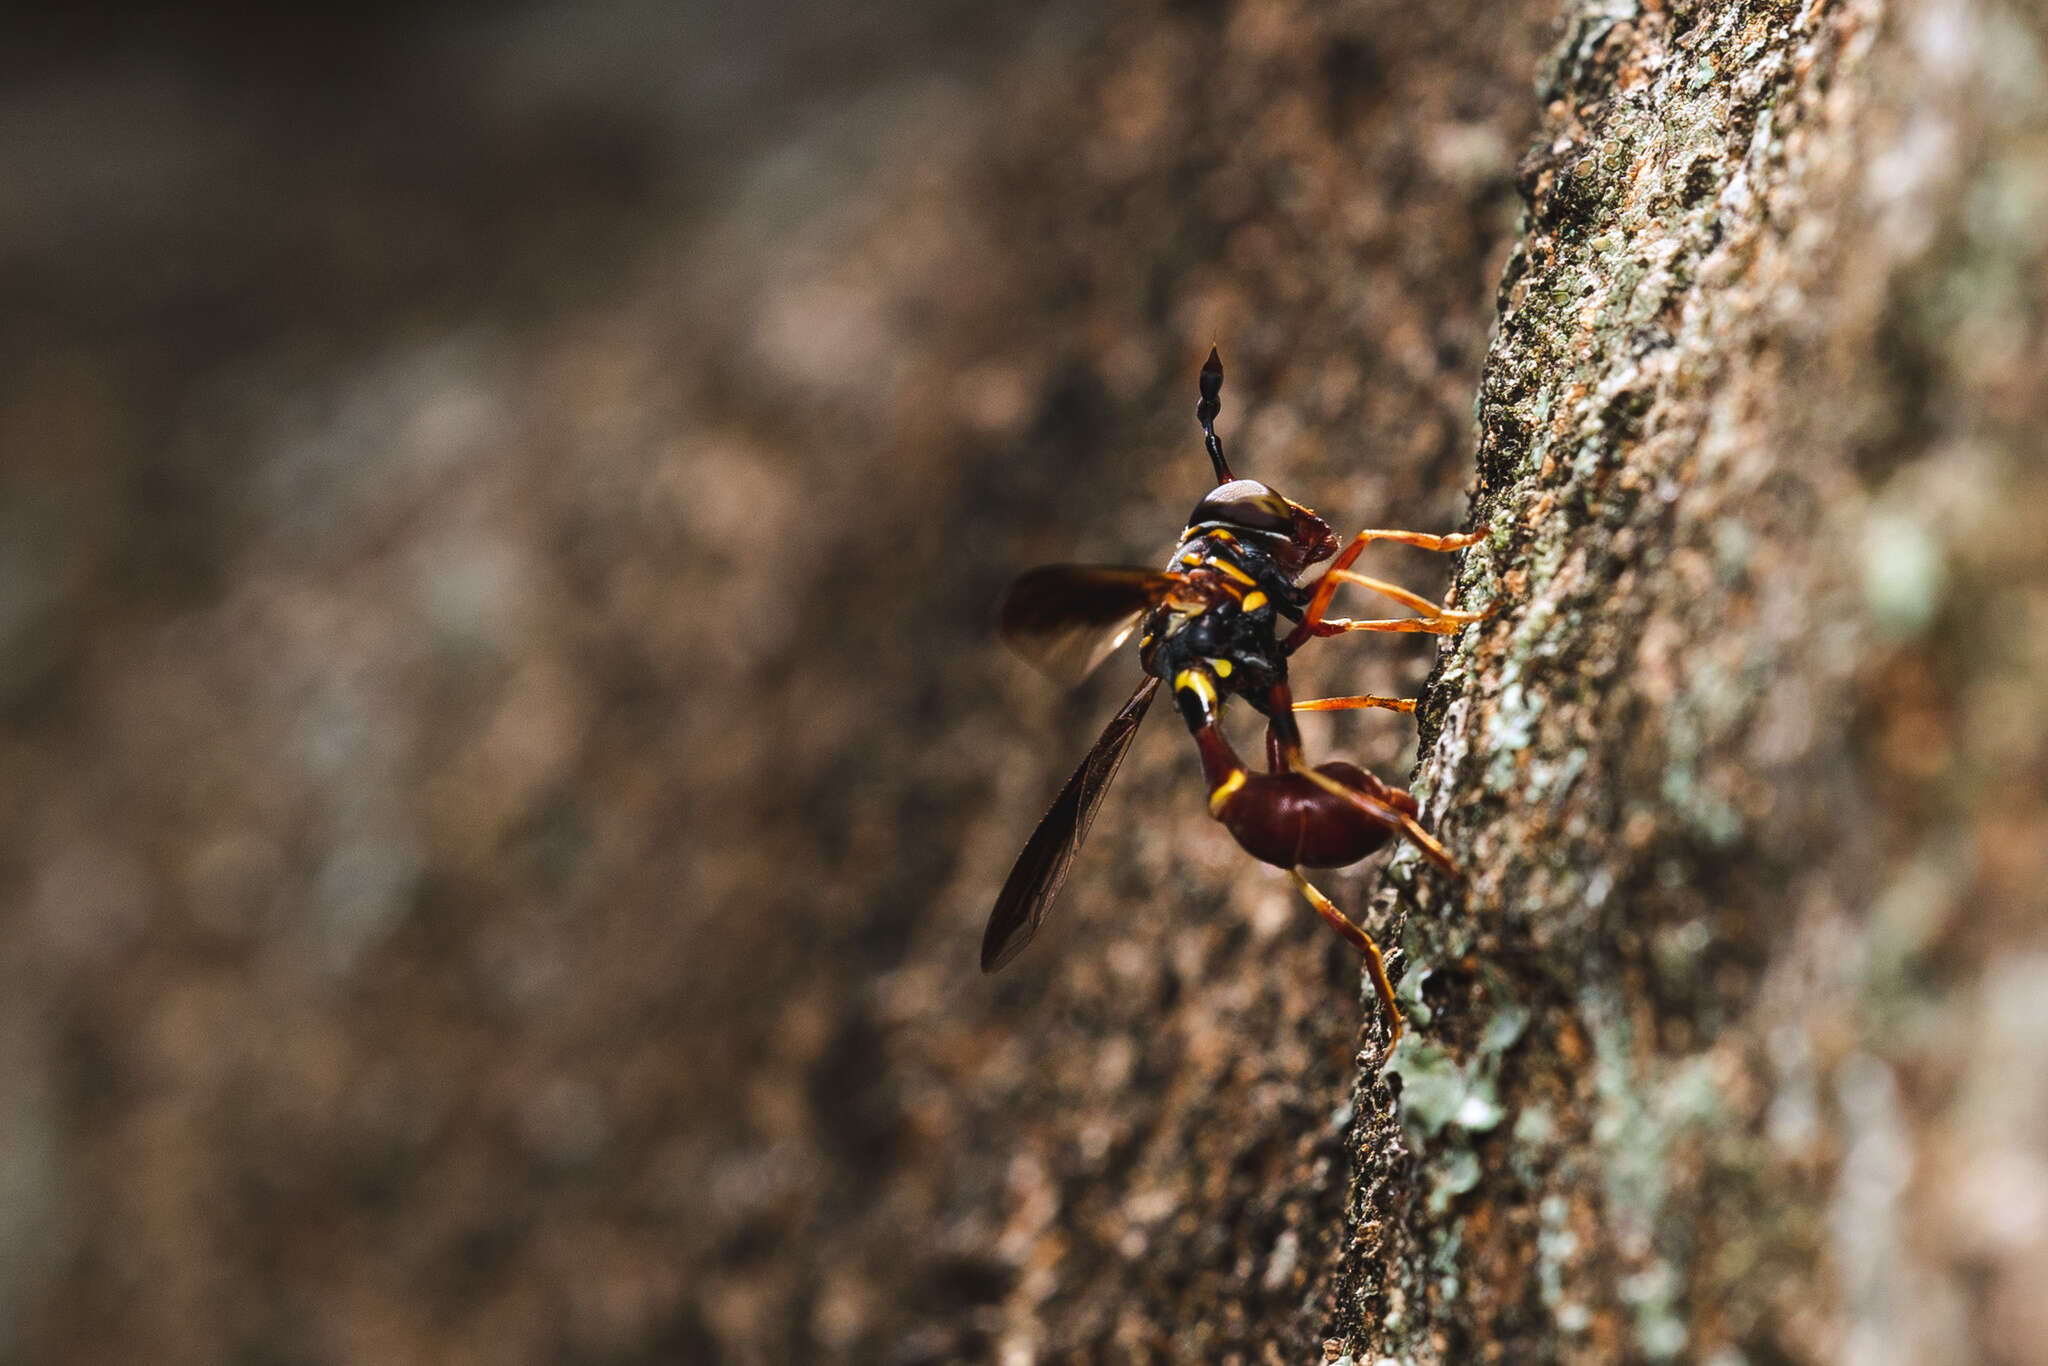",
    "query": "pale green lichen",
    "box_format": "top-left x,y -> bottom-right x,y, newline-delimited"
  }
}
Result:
1860,509 -> 1946,638
1388,992 -> 1535,1283
1622,1260 -> 1690,1359
1657,665 -> 1750,846
1484,679 -> 1540,793
1711,518 -> 1753,583
1428,1150 -> 1484,1215
1863,851 -> 1962,1005
1523,744 -> 1589,806
1536,1193 -> 1579,1316
1389,1039 -> 1504,1141
1389,993 -> 1529,1141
